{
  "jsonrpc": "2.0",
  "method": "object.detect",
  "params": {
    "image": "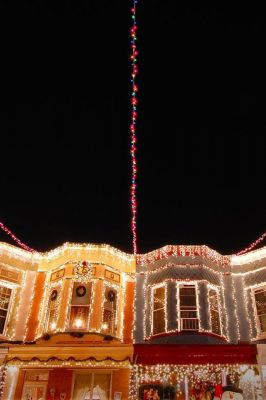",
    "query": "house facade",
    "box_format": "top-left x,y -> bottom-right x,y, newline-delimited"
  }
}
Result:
0,242 -> 266,399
